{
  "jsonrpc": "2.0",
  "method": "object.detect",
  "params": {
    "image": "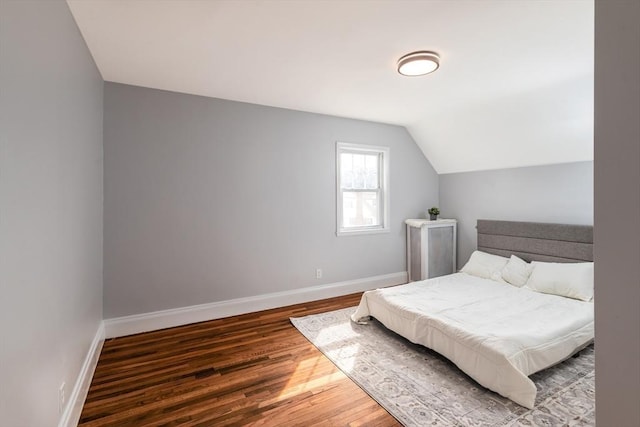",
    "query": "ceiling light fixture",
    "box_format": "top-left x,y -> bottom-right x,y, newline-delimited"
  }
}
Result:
397,51 -> 440,76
